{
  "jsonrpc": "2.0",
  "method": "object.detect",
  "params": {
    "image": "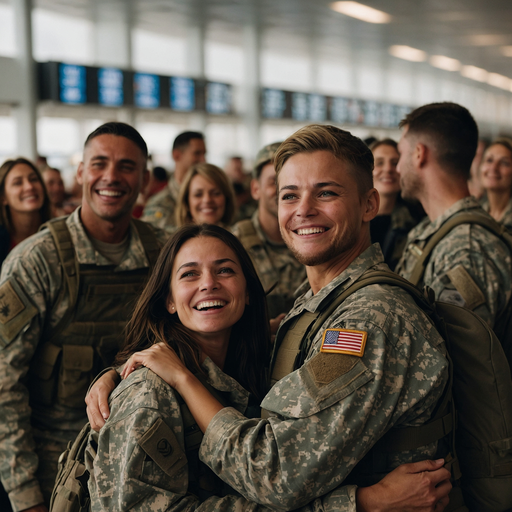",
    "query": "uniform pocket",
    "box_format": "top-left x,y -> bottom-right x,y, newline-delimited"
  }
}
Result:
58,345 -> 94,408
